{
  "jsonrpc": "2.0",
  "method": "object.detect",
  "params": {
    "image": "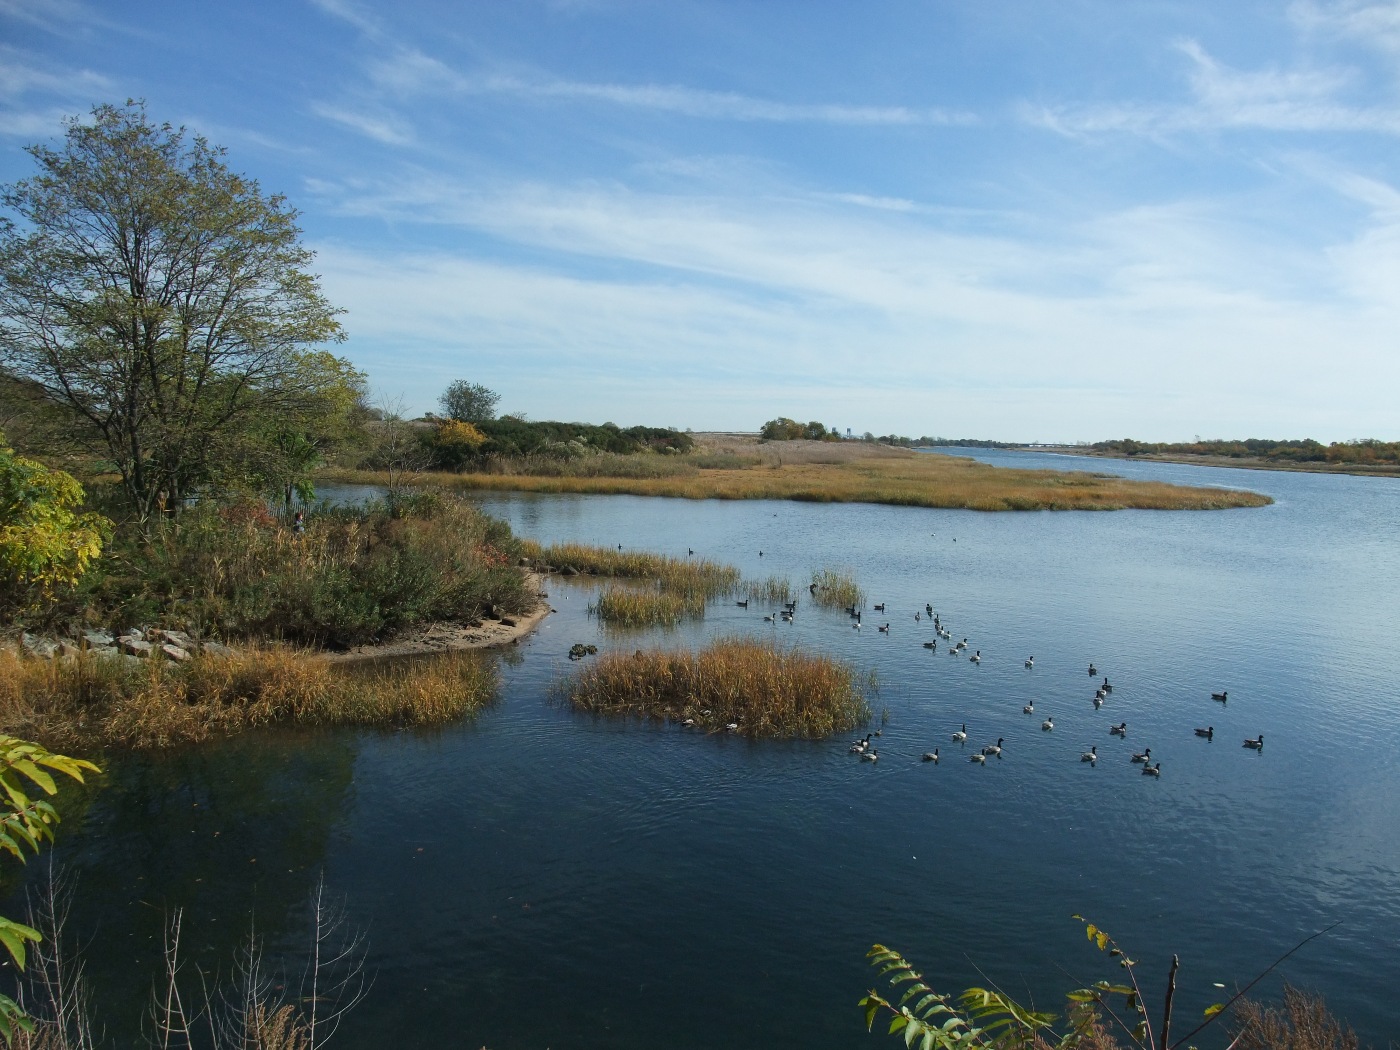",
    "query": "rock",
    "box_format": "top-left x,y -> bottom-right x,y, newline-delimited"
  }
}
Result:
58,640 -> 84,658
122,639 -> 154,657
500,616 -> 517,628
20,633 -> 59,658
82,629 -> 115,649
88,646 -> 122,659
156,629 -> 195,650
161,643 -> 192,662
200,641 -> 235,658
